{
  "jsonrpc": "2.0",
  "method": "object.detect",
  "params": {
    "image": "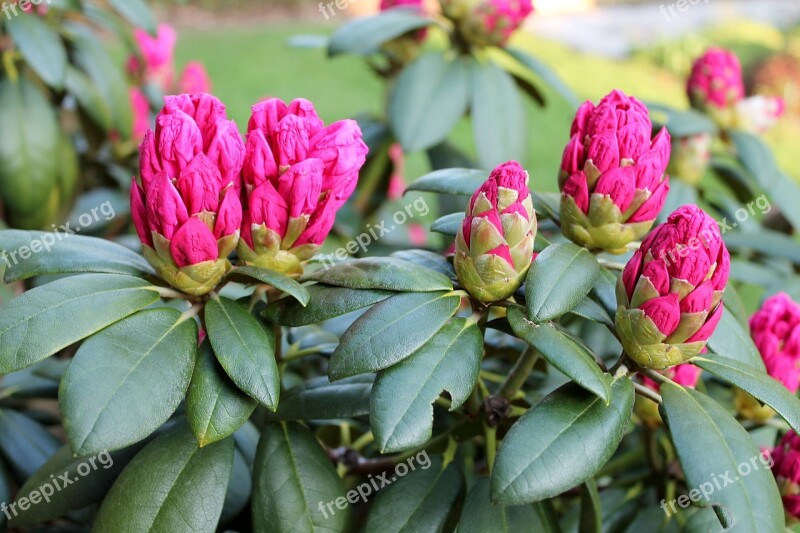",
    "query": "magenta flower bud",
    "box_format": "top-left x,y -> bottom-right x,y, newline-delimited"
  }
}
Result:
750,293 -> 800,394
130,24 -> 177,90
131,94 -> 245,296
454,161 -> 537,303
442,0 -> 533,47
771,431 -> 800,522
178,61 -> 212,95
130,88 -> 151,143
559,90 -> 671,253
238,98 -> 369,275
616,205 -> 730,369
687,47 -> 745,129
381,0 -> 424,10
